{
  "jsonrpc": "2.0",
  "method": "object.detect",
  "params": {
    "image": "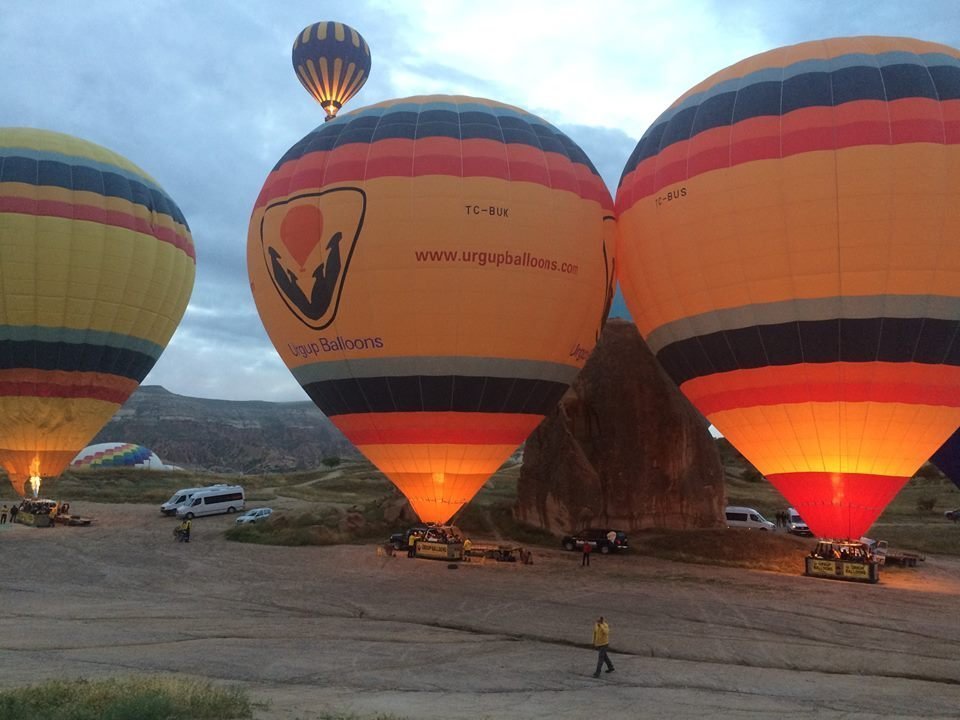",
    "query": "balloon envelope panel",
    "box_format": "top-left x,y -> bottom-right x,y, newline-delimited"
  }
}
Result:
249,95 -> 615,523
293,21 -> 371,118
0,128 -> 195,495
616,37 -> 960,539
